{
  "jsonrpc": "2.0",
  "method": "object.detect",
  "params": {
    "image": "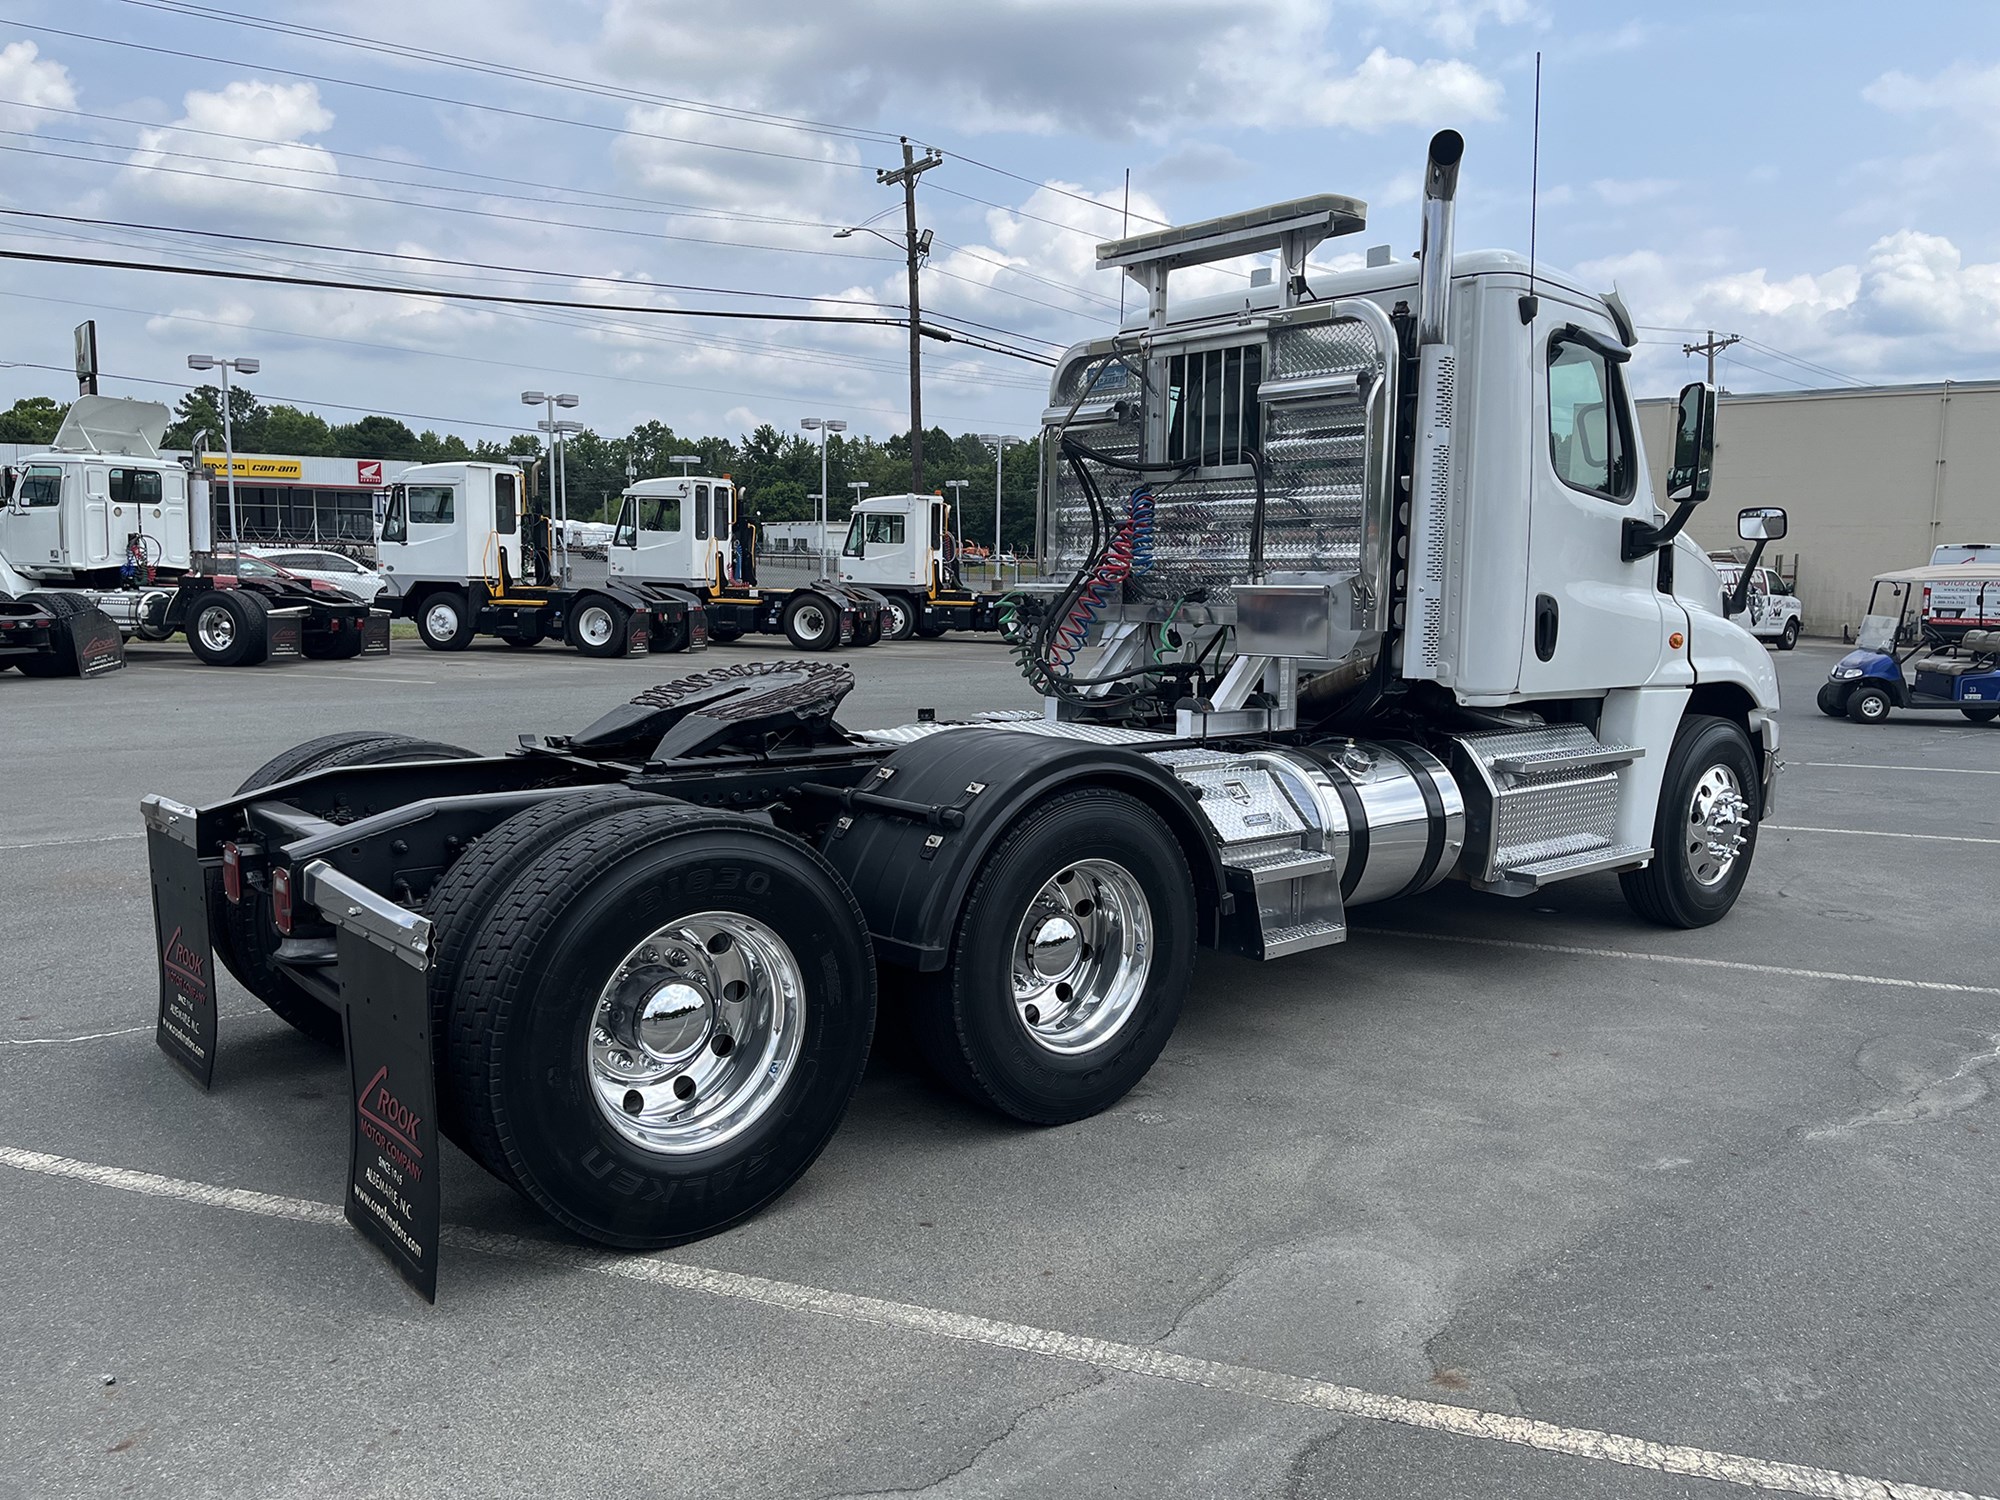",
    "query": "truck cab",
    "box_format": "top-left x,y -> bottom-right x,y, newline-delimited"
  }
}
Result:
378,462 -> 535,600
0,397 -> 192,590
608,476 -> 735,591
837,493 -> 1004,640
